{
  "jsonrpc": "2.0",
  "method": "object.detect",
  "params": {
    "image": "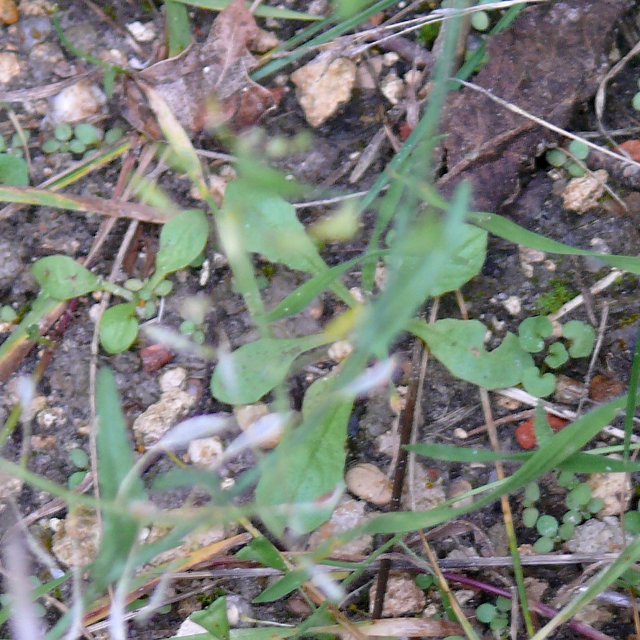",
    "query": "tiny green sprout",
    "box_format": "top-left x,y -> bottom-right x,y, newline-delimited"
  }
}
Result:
568,140 -> 590,161
562,320 -> 595,358
415,574 -> 435,590
154,279 -> 173,297
624,512 -> 640,535
105,126 -> 125,145
496,596 -> 511,613
523,507 -> 539,528
563,510 -> 583,525
518,316 -> 552,353
587,497 -> 605,514
522,366 -> 556,398
124,278 -> 145,292
70,447 -> 89,469
536,514 -> 559,537
138,288 -> 152,302
557,470 -> 578,489
524,482 -> 540,505
54,123 -> 73,142
533,536 -> 554,553
558,522 -> 575,541
544,342 -> 569,368
632,92 -> 640,112
0,305 -> 17,322
546,148 -> 567,167
140,300 -> 157,319
566,483 -> 592,510
470,10 -> 489,31
42,139 -> 61,154
476,603 -> 497,624
68,139 -> 86,154
567,162 -> 586,177
193,329 -> 206,344
74,123 -> 103,146
68,471 -> 87,489
180,319 -> 196,335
